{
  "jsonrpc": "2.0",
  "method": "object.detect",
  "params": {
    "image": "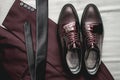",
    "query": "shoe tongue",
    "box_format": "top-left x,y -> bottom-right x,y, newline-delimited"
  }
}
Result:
68,42 -> 80,50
